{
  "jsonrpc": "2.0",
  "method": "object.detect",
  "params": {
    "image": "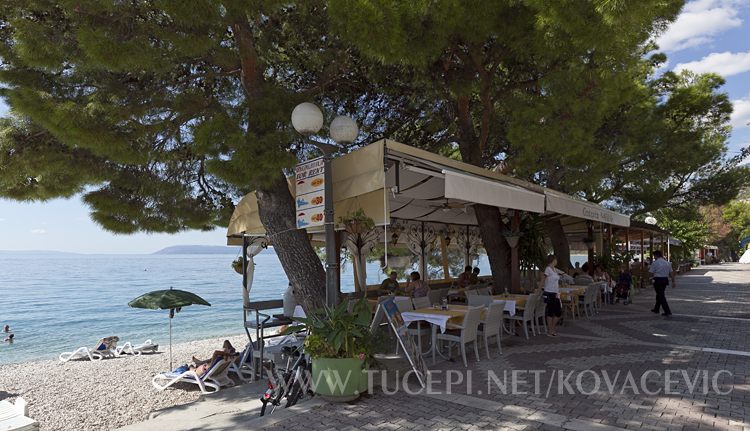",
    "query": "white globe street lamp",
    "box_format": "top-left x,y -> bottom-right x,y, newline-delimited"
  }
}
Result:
291,103 -> 358,307
645,216 -> 657,225
291,102 -> 324,135
329,115 -> 359,144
